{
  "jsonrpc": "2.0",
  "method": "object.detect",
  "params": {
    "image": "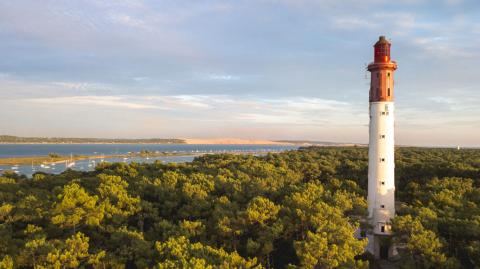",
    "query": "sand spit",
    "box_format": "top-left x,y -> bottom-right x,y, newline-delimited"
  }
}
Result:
184,138 -> 292,145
